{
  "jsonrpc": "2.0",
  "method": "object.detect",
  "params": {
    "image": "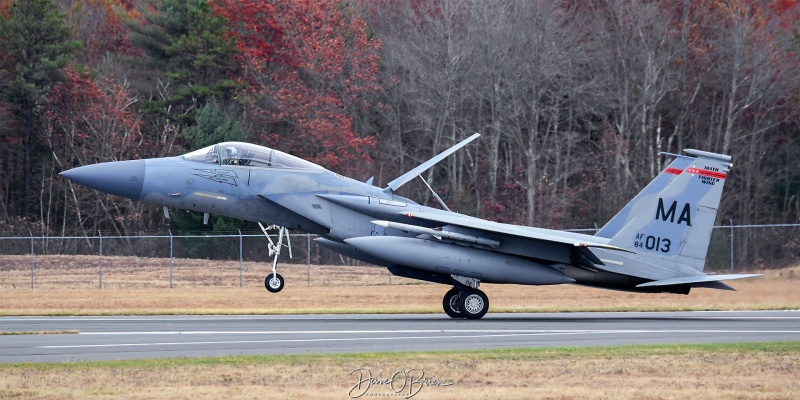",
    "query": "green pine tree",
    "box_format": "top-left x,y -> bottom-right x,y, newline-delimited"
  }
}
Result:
168,99 -> 253,259
181,98 -> 246,148
128,0 -> 251,258
128,0 -> 242,127
0,0 -> 81,218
